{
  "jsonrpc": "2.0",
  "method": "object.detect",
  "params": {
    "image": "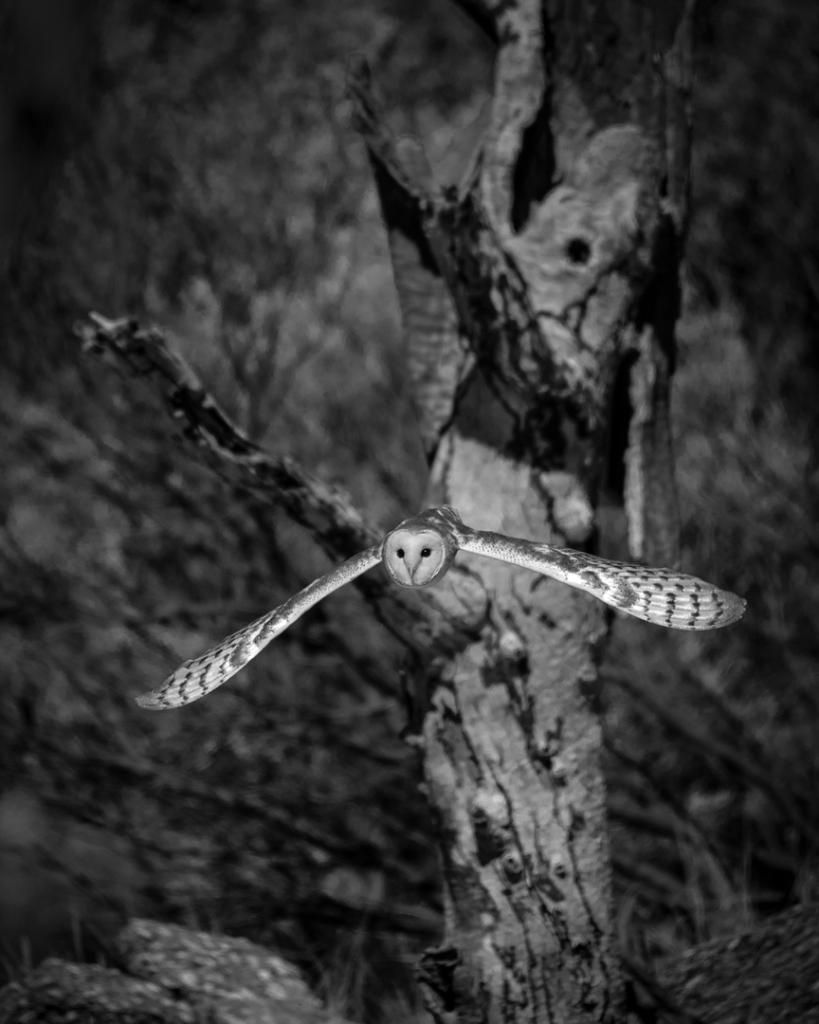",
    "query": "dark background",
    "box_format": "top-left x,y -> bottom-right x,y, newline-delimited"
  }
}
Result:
0,2 -> 817,1021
